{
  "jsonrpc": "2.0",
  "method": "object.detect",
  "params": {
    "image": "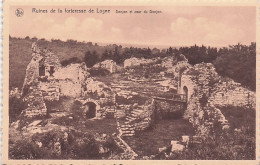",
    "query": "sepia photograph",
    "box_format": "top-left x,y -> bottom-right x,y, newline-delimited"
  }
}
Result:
4,2 -> 257,162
